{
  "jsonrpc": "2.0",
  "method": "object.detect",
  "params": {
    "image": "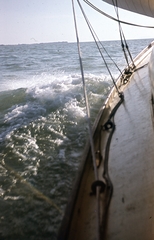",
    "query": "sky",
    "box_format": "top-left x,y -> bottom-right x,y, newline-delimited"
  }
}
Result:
0,0 -> 154,45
